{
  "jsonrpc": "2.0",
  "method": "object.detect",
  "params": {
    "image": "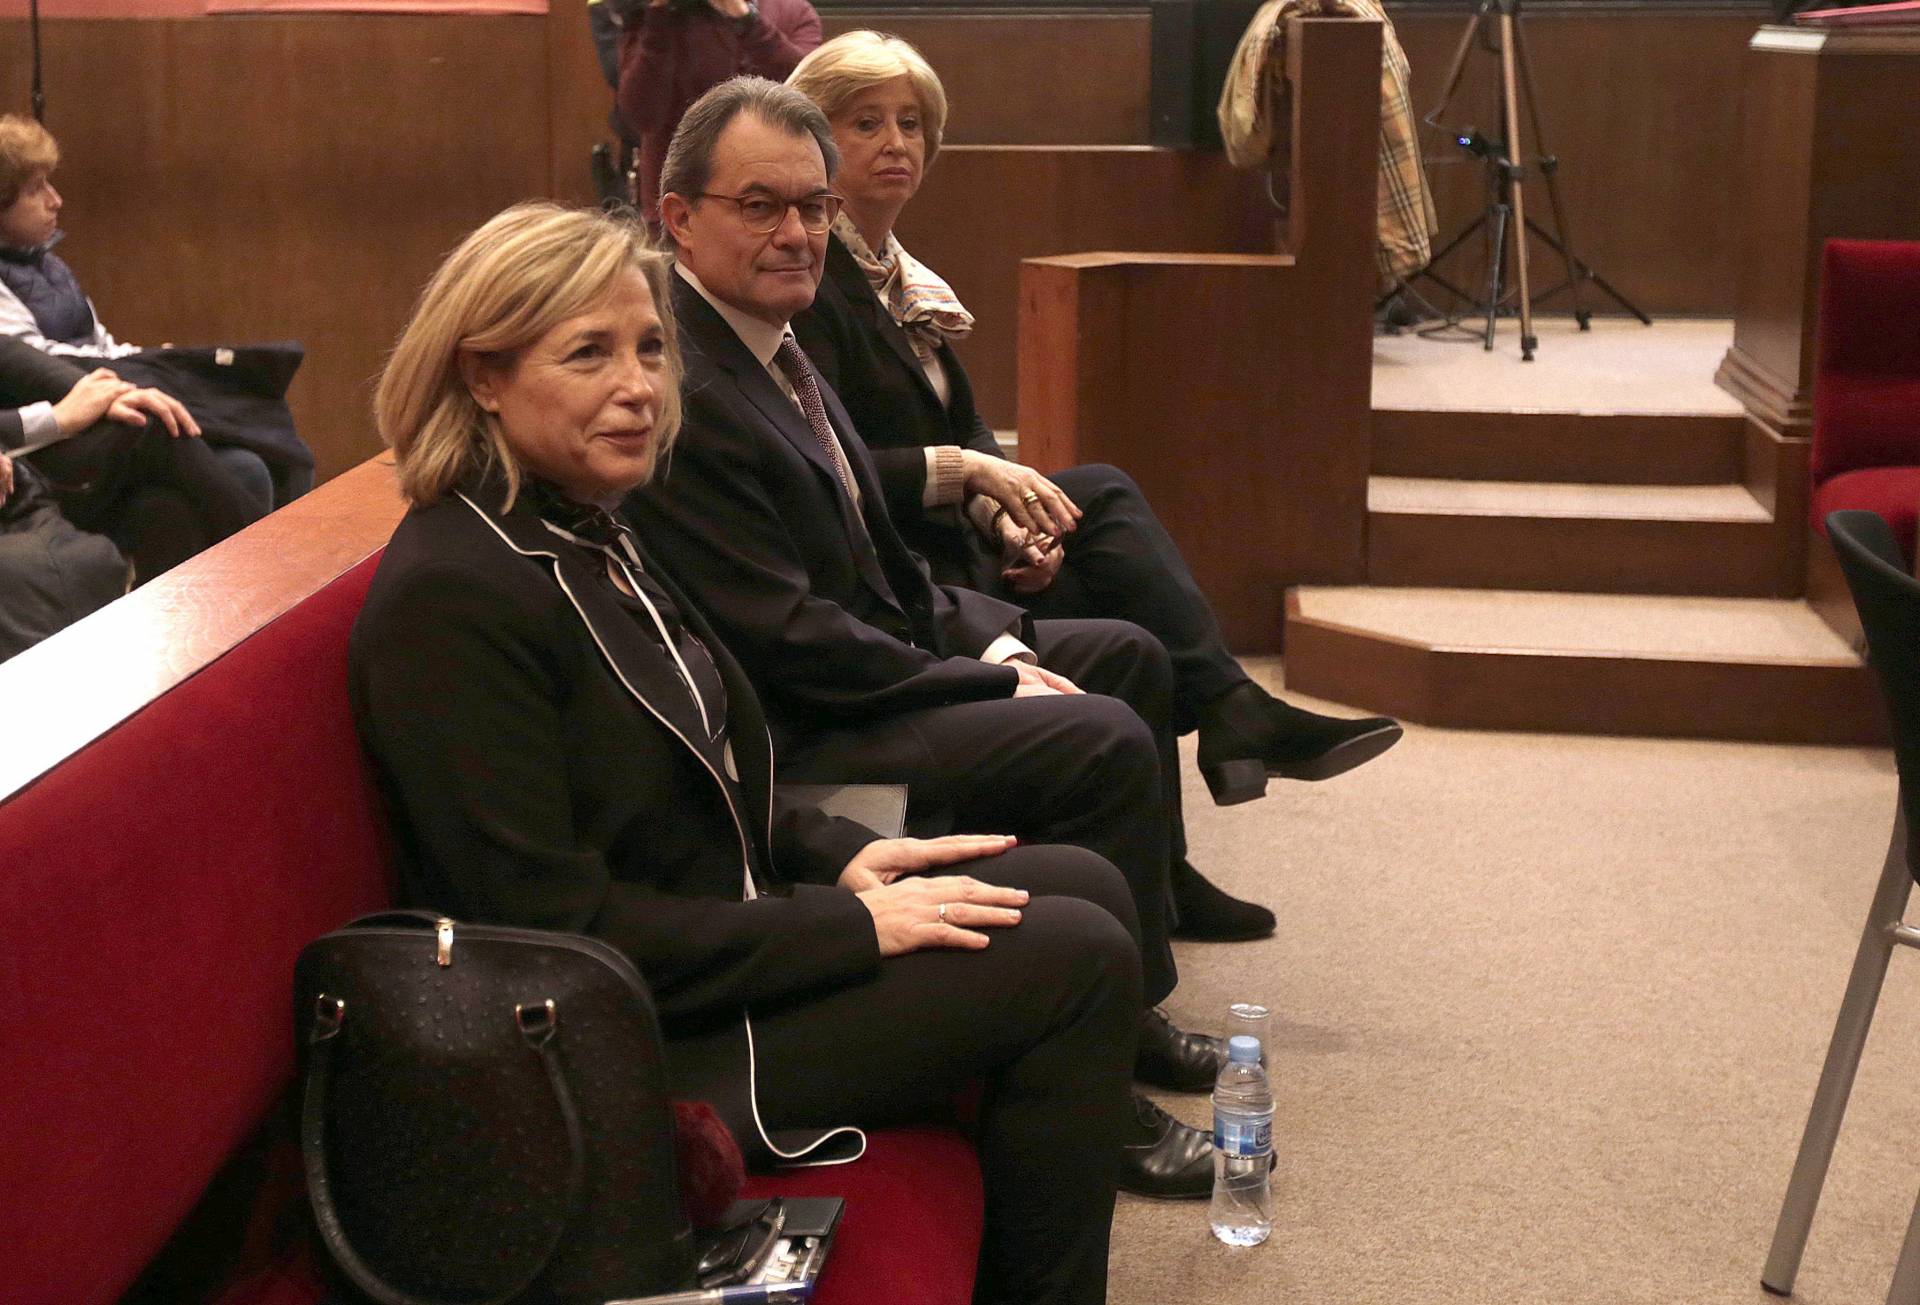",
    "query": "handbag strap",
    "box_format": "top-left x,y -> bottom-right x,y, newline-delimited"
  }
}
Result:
301,994 -> 589,1305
